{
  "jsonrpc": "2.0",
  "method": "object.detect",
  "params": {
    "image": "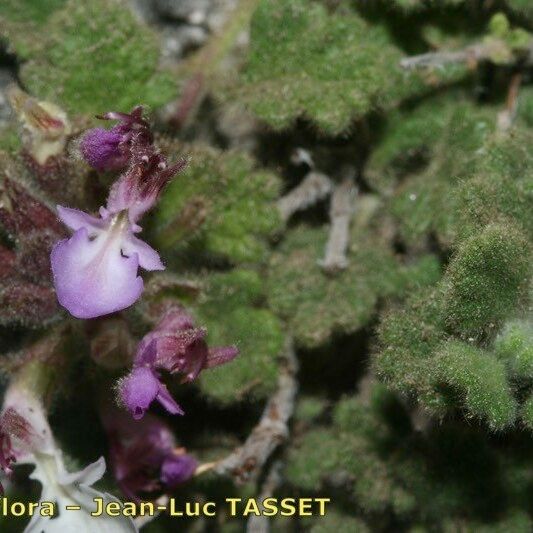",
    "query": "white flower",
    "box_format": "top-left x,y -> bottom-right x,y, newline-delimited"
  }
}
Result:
1,378 -> 137,533
25,454 -> 137,533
